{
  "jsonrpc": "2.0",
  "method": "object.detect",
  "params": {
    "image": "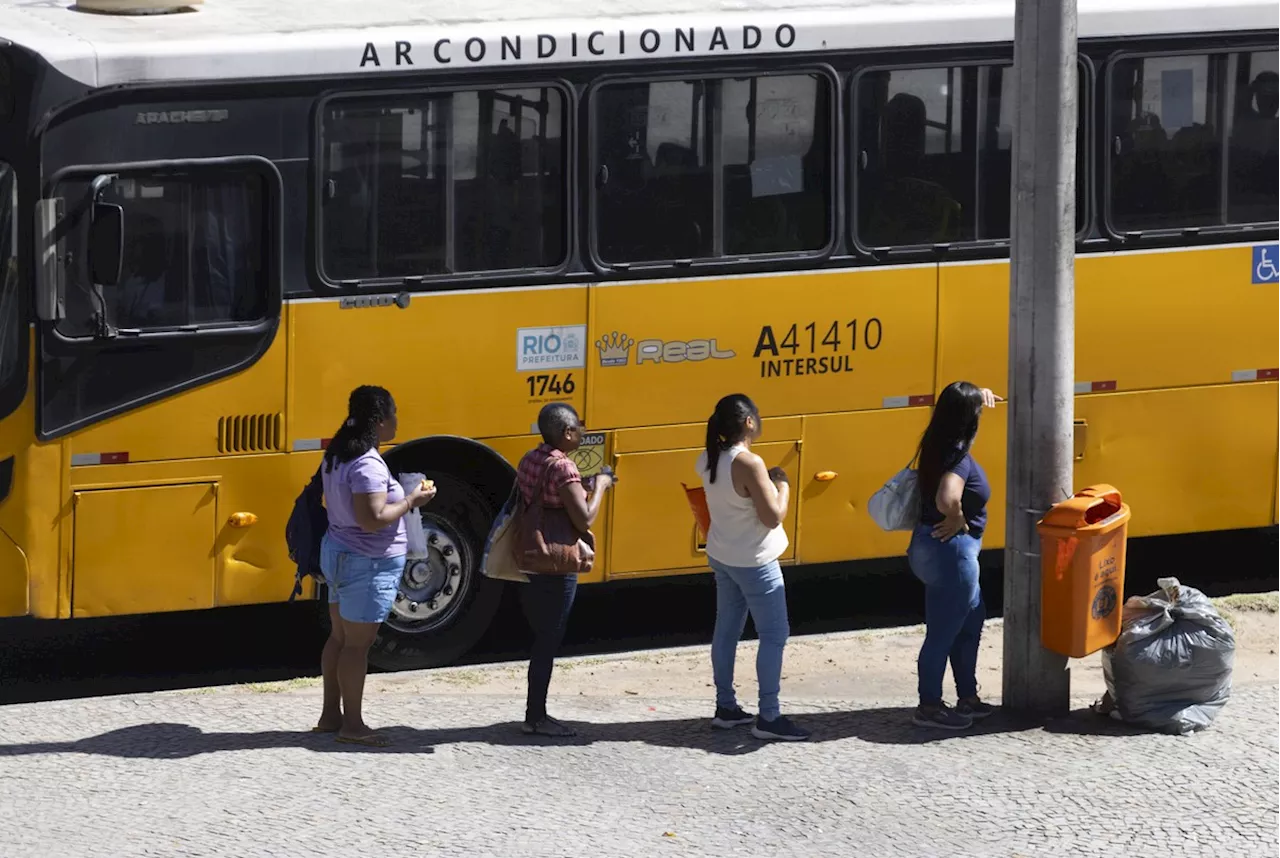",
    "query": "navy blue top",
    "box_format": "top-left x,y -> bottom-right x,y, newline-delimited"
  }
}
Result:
920,453 -> 991,536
